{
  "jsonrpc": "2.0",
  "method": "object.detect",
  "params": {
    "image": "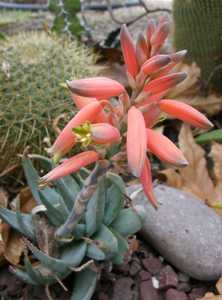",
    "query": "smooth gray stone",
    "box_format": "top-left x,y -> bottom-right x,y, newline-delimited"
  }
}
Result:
130,184 -> 222,281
